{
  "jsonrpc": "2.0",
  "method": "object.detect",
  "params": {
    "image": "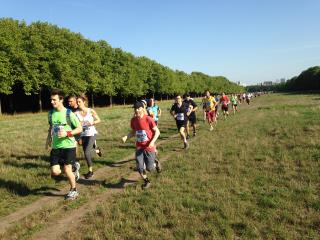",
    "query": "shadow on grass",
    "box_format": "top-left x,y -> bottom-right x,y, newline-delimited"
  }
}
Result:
3,160 -> 48,169
0,178 -> 60,197
93,159 -> 135,168
8,154 -> 50,162
104,159 -> 135,168
77,176 -> 138,189
104,177 -> 138,189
